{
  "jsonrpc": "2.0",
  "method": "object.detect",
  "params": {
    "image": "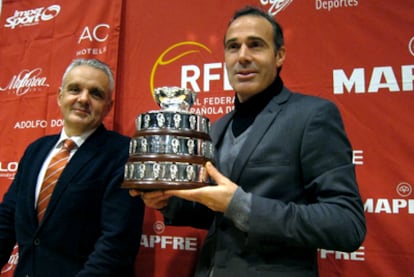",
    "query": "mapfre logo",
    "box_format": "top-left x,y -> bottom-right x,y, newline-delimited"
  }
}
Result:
332,65 -> 414,94
409,36 -> 414,56
140,219 -> 199,251
364,182 -> 414,214
153,220 -> 166,234
260,0 -> 293,15
0,68 -> 50,96
4,4 -> 61,29
396,182 -> 412,198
